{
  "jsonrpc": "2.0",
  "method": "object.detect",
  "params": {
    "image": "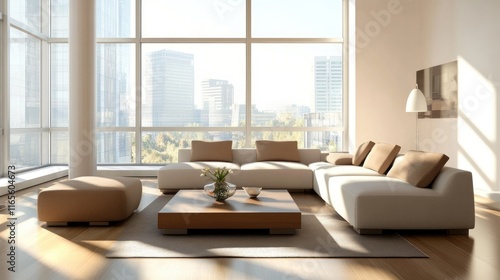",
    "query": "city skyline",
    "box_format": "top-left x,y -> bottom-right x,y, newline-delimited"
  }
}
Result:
141,48 -> 343,126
